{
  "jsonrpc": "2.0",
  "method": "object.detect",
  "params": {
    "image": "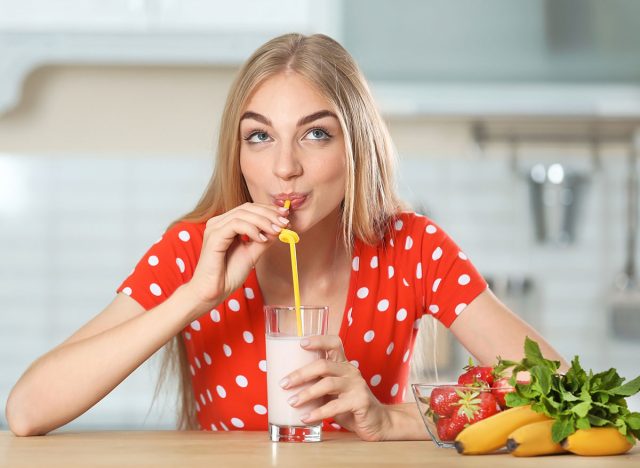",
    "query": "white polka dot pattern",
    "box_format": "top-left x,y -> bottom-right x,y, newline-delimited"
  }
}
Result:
243,331 -> 254,343
149,283 -> 162,296
116,213 -> 487,431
